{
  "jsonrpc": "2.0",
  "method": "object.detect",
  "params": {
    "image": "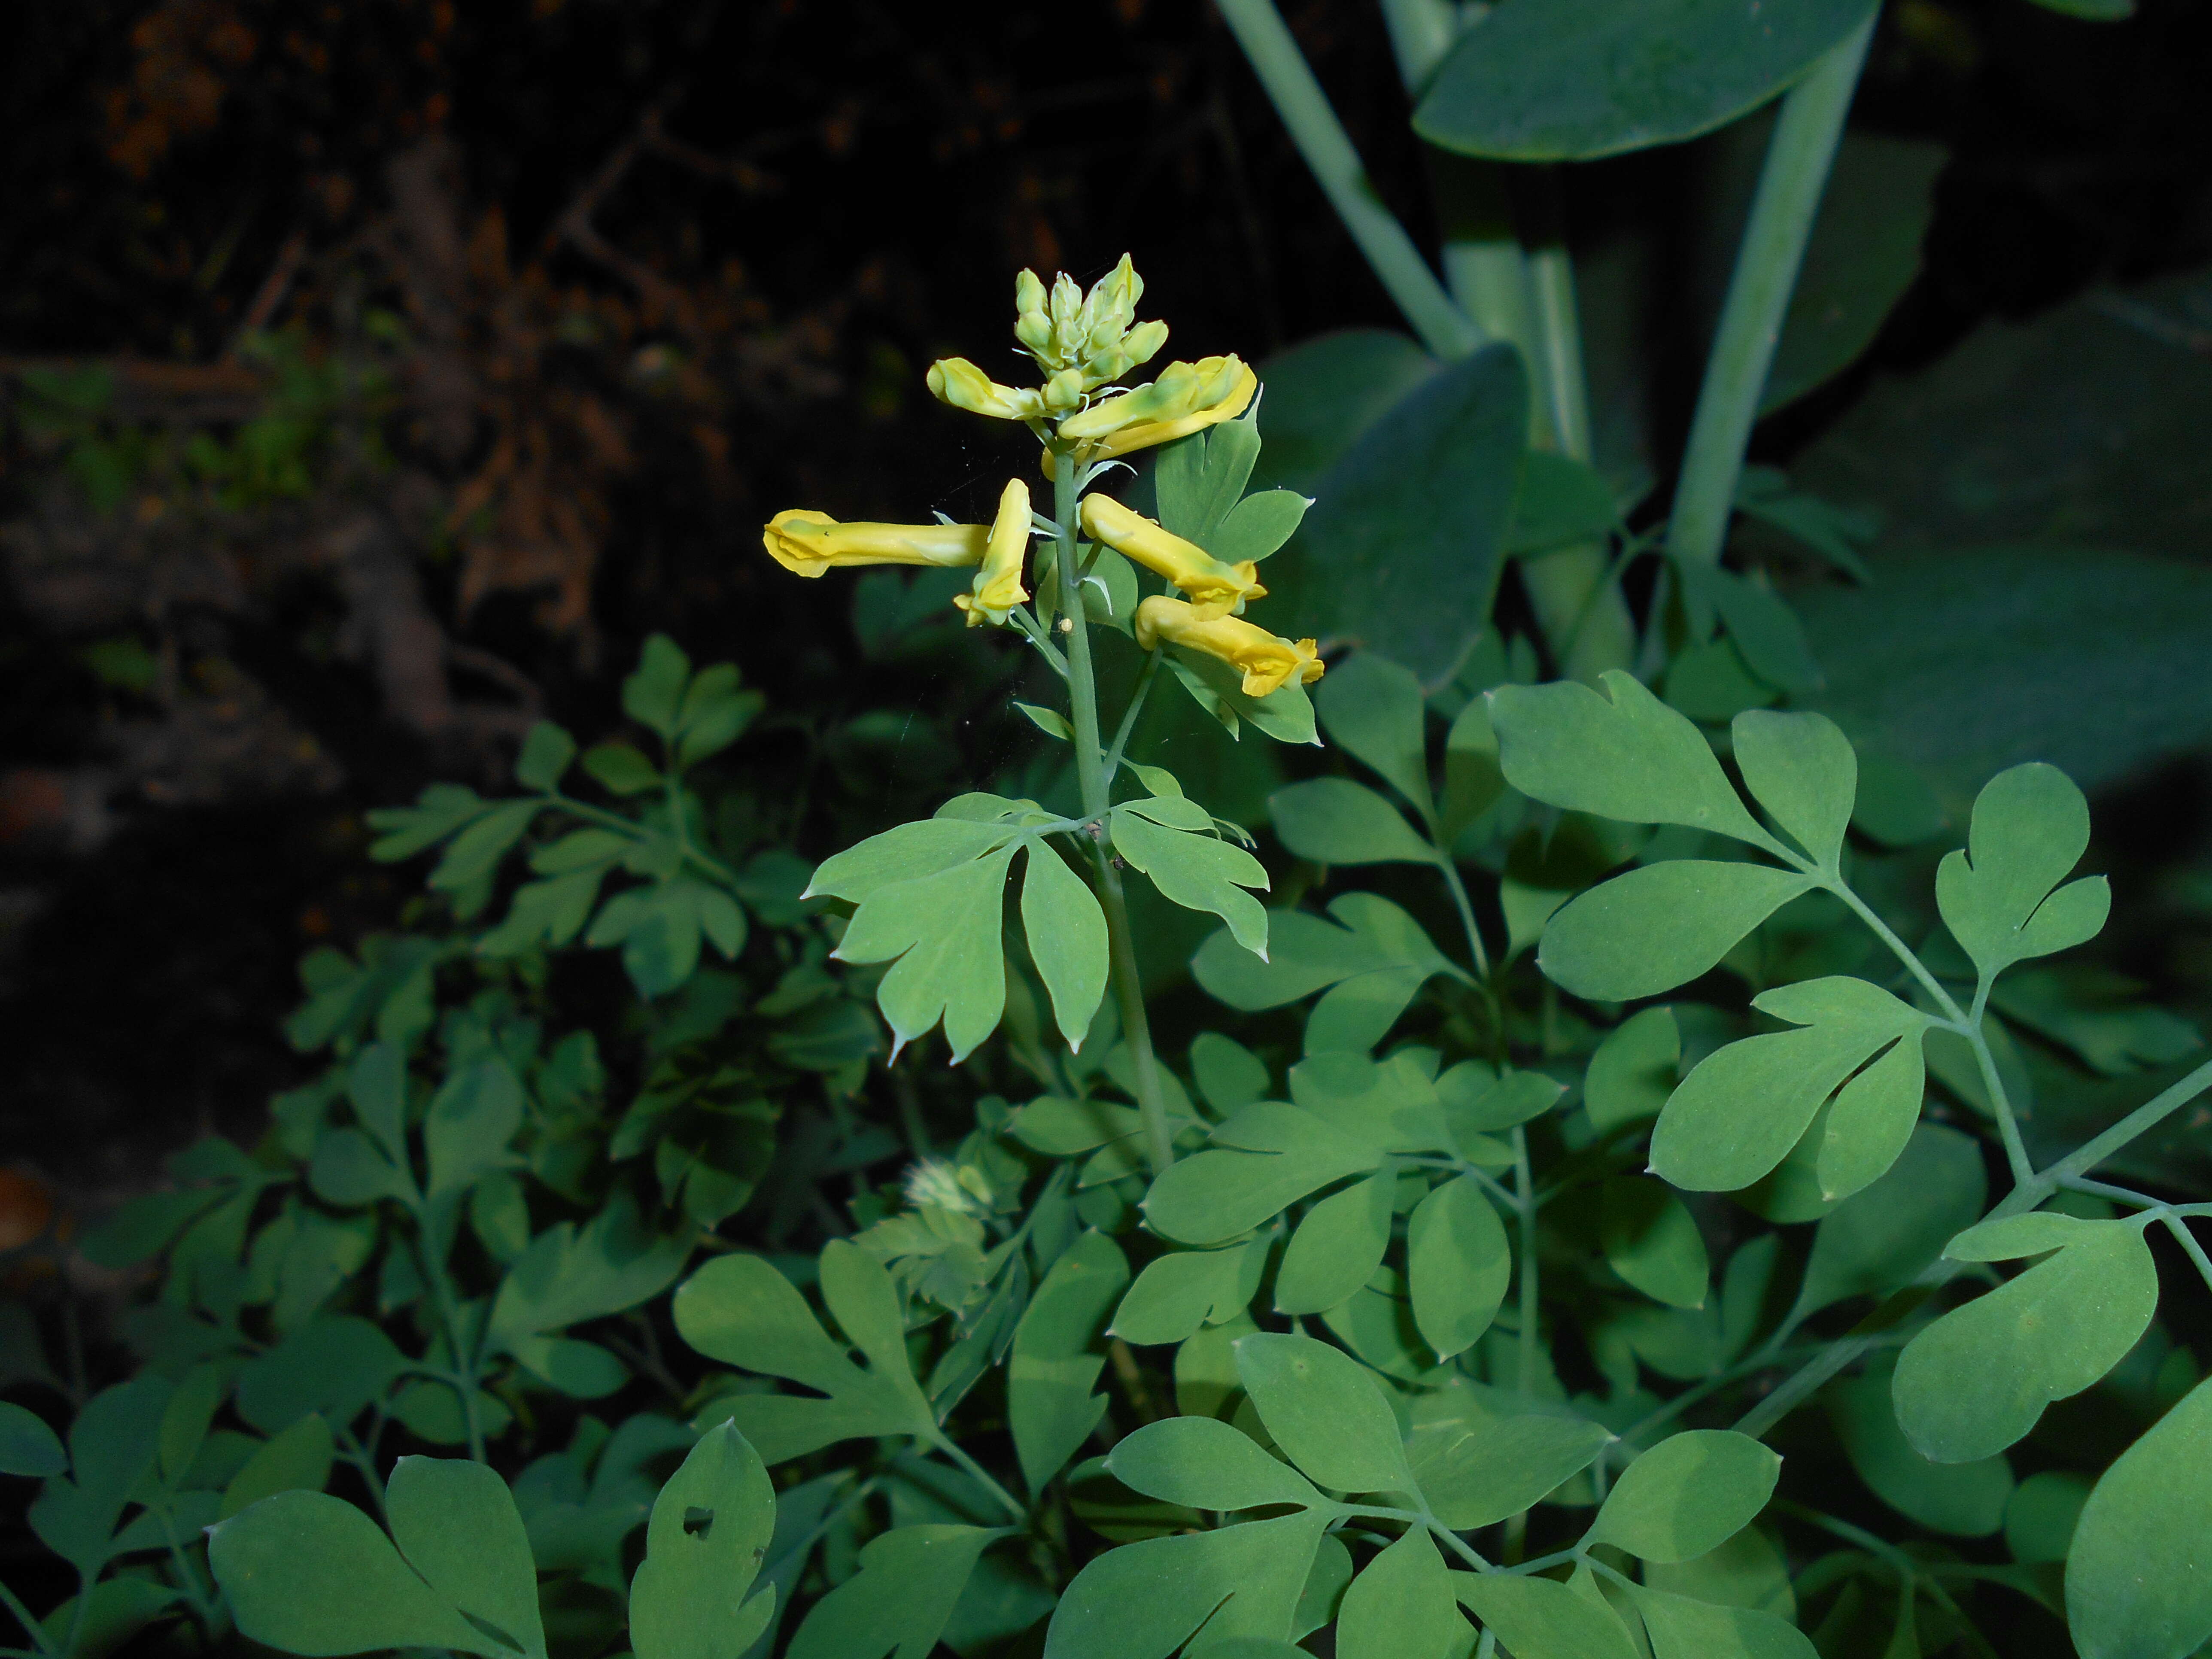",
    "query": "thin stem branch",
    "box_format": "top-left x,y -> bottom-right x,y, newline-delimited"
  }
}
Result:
1100,647 -> 1164,790
1513,1126 -> 1539,1401
929,1433 -> 1029,1526
2160,1212 -> 2212,1297
0,1581 -> 55,1657
1665,16 -> 1875,570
